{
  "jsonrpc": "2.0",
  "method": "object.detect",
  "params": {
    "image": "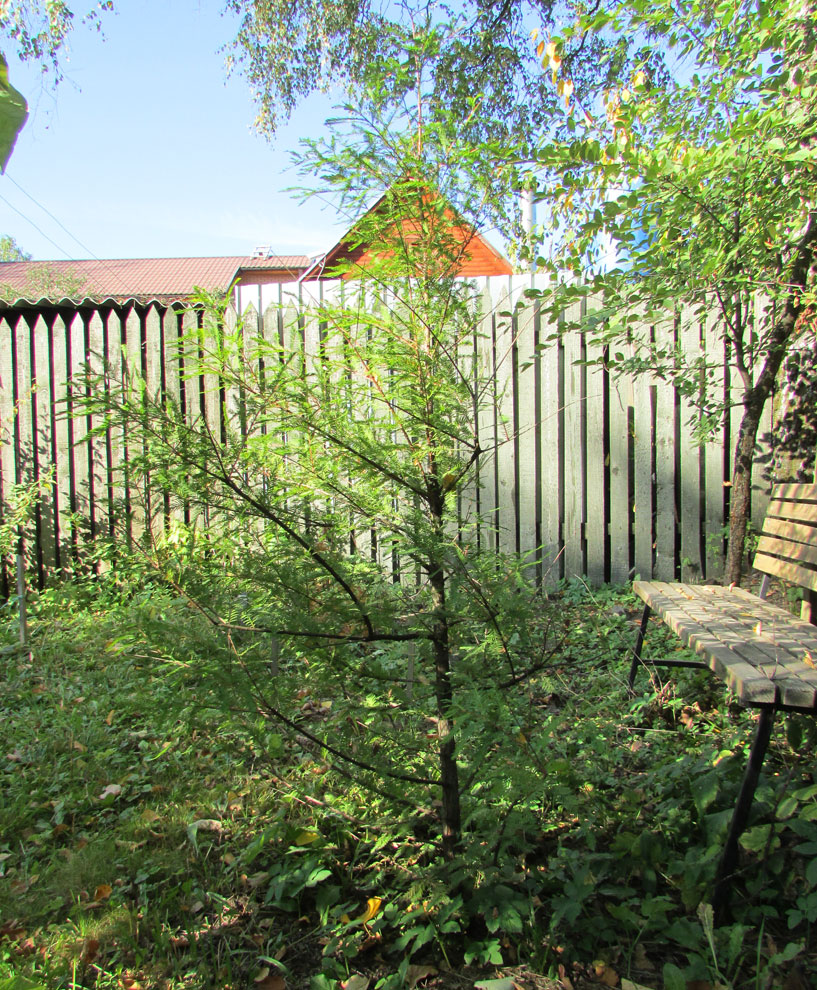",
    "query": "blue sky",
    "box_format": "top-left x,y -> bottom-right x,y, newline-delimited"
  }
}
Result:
0,0 -> 351,261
